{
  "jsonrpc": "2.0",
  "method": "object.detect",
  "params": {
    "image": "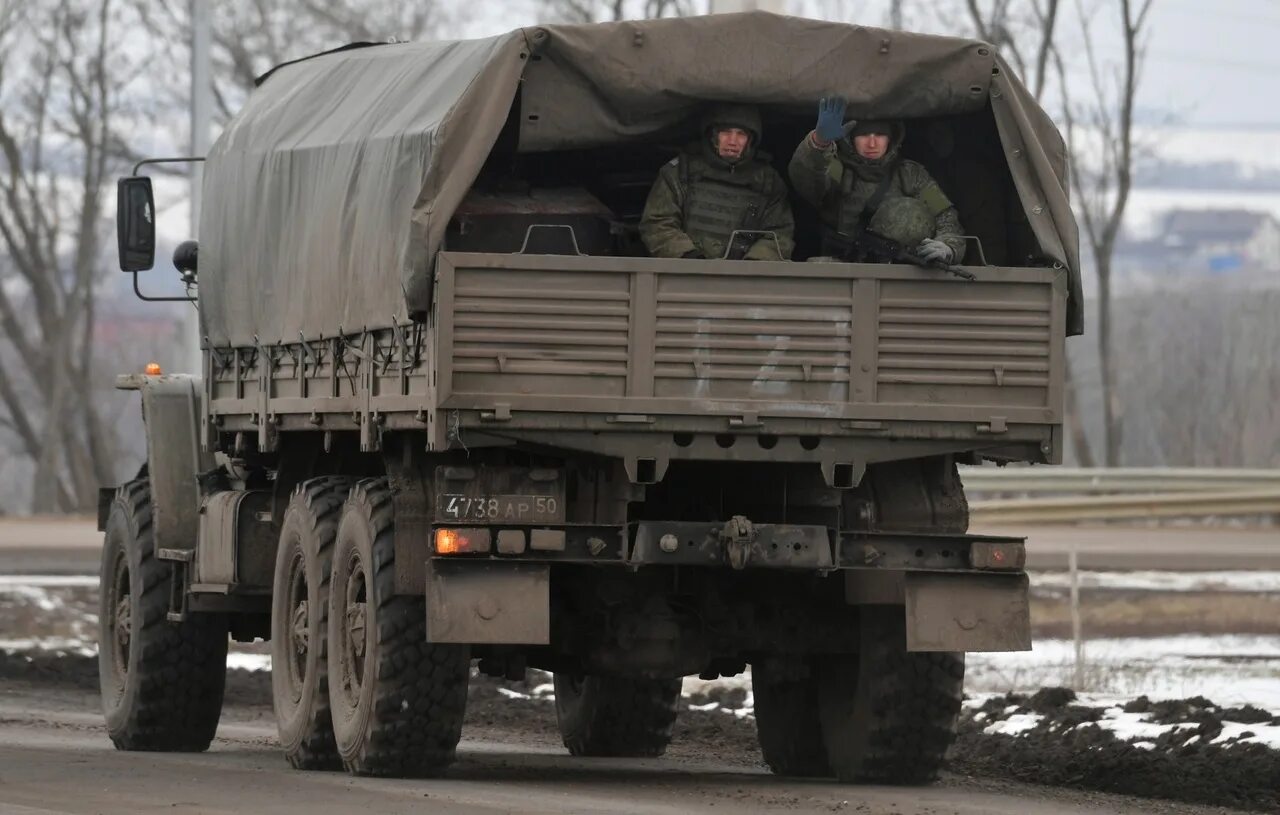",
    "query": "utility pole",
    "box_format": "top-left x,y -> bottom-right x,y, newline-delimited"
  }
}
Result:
890,0 -> 904,29
188,0 -> 211,372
